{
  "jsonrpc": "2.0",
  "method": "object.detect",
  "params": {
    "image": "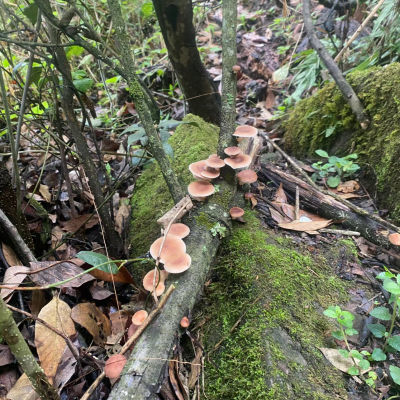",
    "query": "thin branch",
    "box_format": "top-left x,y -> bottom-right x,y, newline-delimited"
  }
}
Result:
0,208 -> 36,264
302,0 -> 369,129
